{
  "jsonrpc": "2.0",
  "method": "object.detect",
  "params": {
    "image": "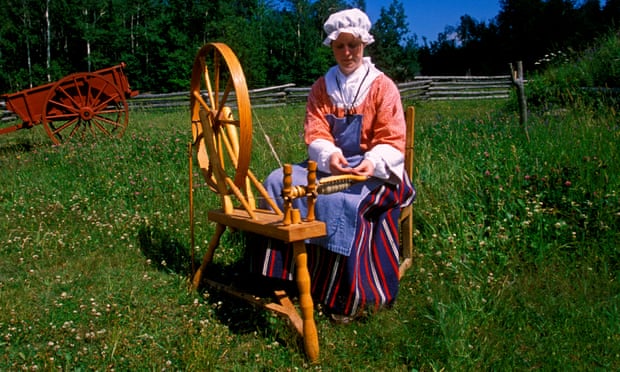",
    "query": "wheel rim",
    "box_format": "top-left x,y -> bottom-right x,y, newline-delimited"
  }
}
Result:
190,43 -> 252,192
42,73 -> 129,145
